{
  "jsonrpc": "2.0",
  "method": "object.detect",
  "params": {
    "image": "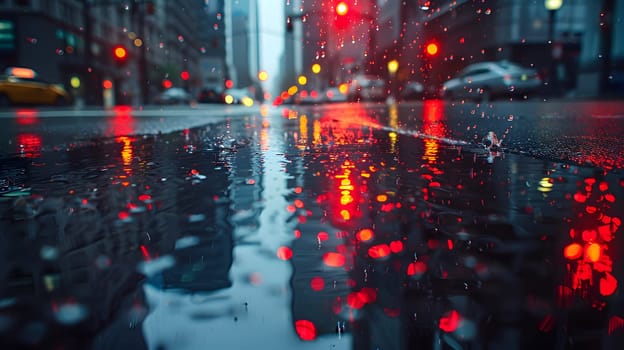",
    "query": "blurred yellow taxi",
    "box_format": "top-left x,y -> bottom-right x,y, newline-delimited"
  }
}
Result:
0,67 -> 72,107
